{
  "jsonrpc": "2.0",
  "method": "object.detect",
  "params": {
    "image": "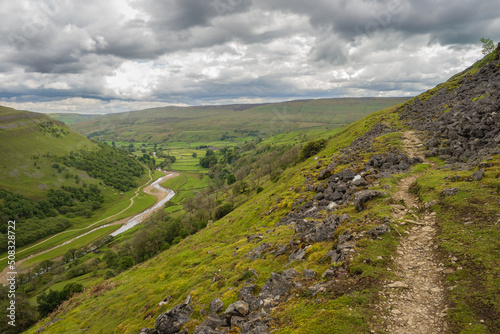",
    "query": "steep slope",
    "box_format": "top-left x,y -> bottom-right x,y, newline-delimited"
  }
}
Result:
26,47 -> 500,334
0,106 -> 150,269
0,106 -> 97,198
69,97 -> 407,143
